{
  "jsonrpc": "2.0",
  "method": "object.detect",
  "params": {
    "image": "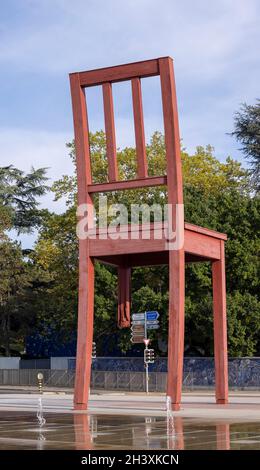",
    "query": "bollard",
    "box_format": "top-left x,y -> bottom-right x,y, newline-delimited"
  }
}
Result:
37,372 -> 44,394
